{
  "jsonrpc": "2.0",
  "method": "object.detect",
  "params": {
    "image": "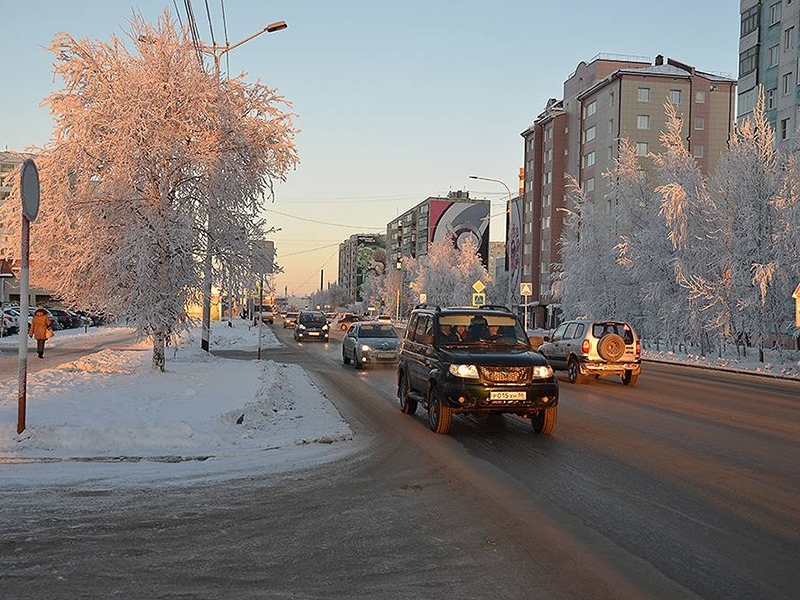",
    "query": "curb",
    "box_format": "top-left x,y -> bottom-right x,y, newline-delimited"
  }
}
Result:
641,356 -> 800,382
